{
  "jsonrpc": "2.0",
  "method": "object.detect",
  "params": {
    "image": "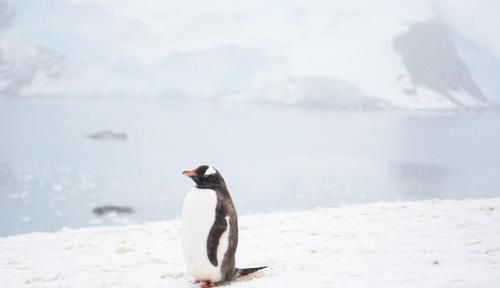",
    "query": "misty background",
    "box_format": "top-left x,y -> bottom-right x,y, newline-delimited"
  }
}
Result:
1,0 -> 499,236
